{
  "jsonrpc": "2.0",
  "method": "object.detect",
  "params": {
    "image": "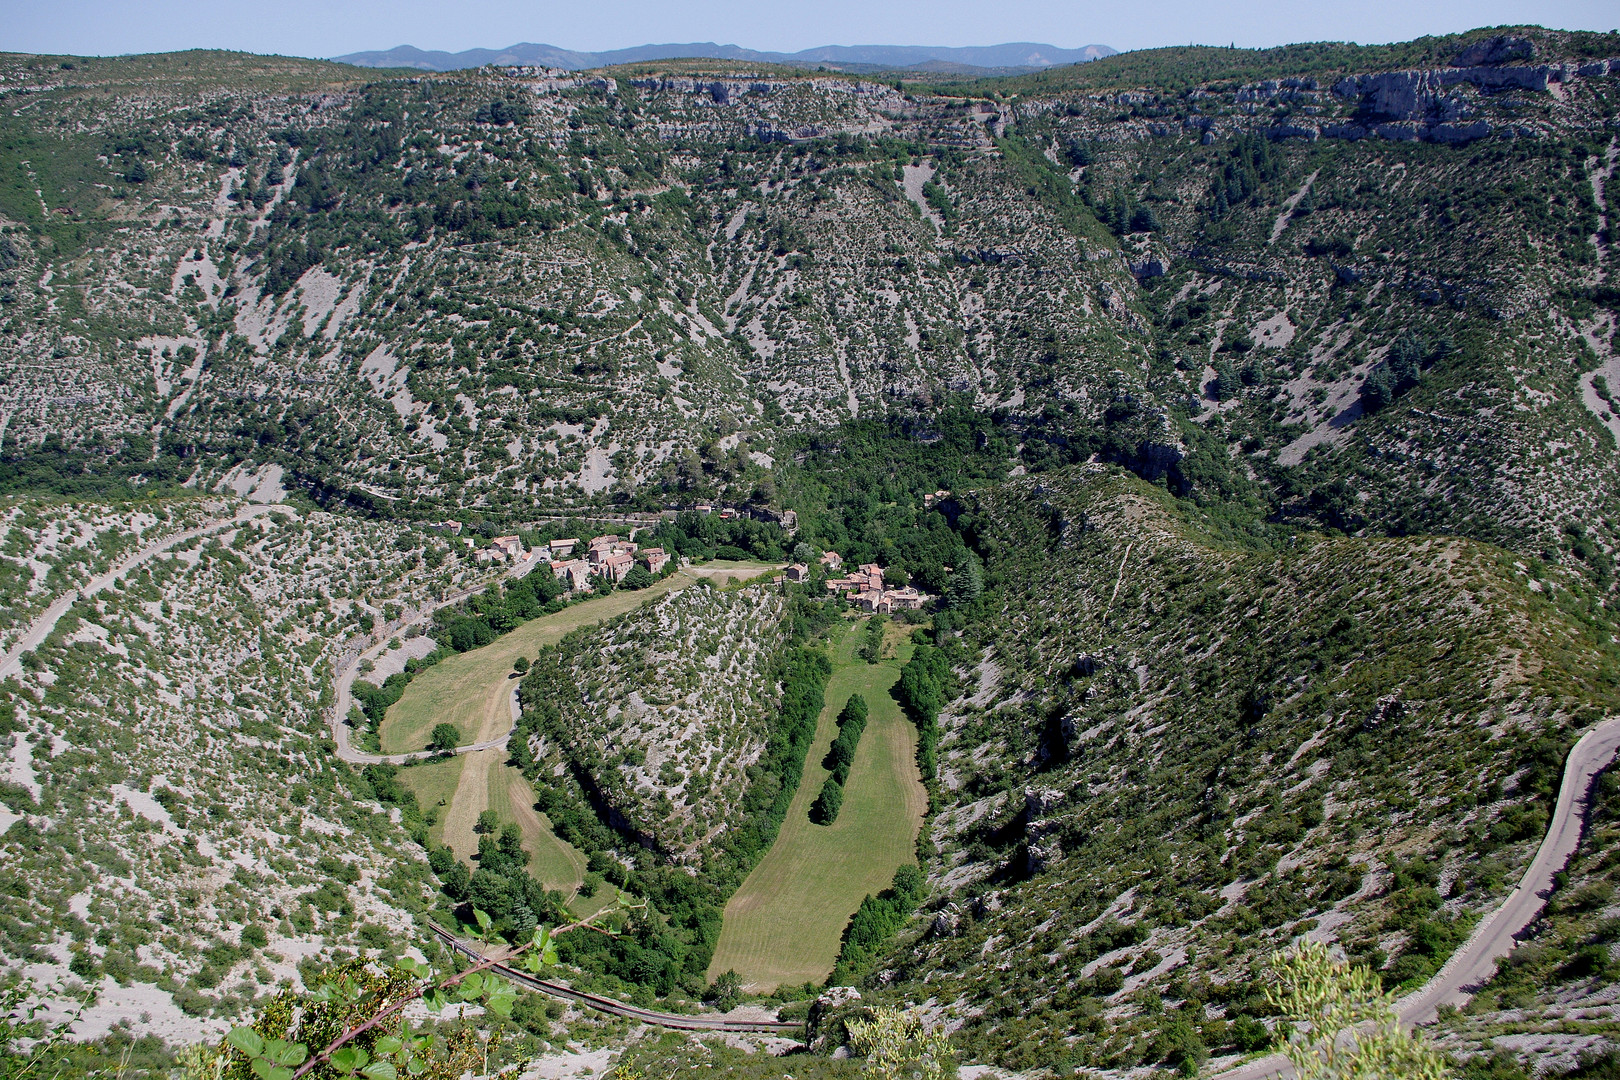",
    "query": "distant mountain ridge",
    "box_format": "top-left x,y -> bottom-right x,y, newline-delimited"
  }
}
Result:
330,40 -> 1117,74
